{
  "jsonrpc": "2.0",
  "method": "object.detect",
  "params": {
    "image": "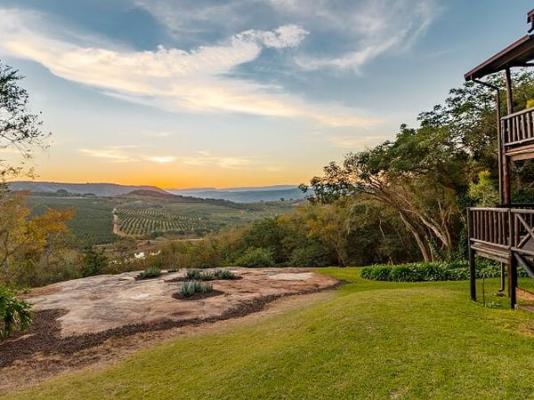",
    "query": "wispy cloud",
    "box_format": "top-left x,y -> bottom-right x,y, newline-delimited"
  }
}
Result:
0,8 -> 377,128
143,156 -> 176,164
181,151 -> 251,169
79,148 -> 138,163
276,0 -> 439,72
79,147 -> 175,164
